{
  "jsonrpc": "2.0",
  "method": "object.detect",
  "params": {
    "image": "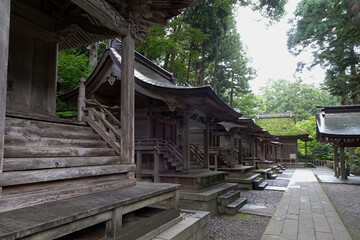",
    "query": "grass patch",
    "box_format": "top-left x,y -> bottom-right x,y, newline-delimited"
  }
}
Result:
221,213 -> 253,221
